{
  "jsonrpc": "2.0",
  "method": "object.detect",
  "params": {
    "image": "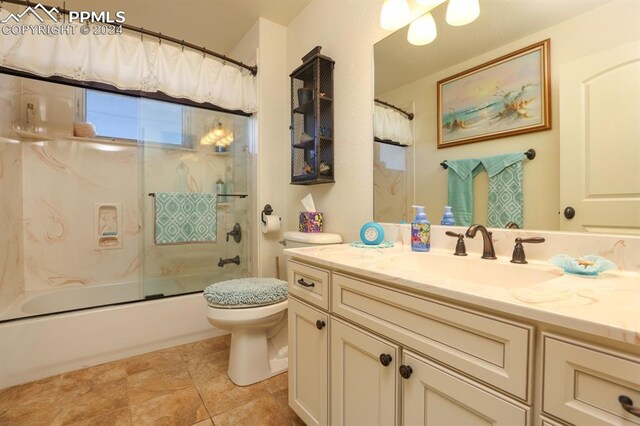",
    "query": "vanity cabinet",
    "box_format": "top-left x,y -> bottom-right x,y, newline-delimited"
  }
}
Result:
330,318 -> 399,425
286,258 -> 640,426
290,46 -> 335,185
288,297 -> 329,426
542,334 -> 640,425
402,351 -> 528,425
